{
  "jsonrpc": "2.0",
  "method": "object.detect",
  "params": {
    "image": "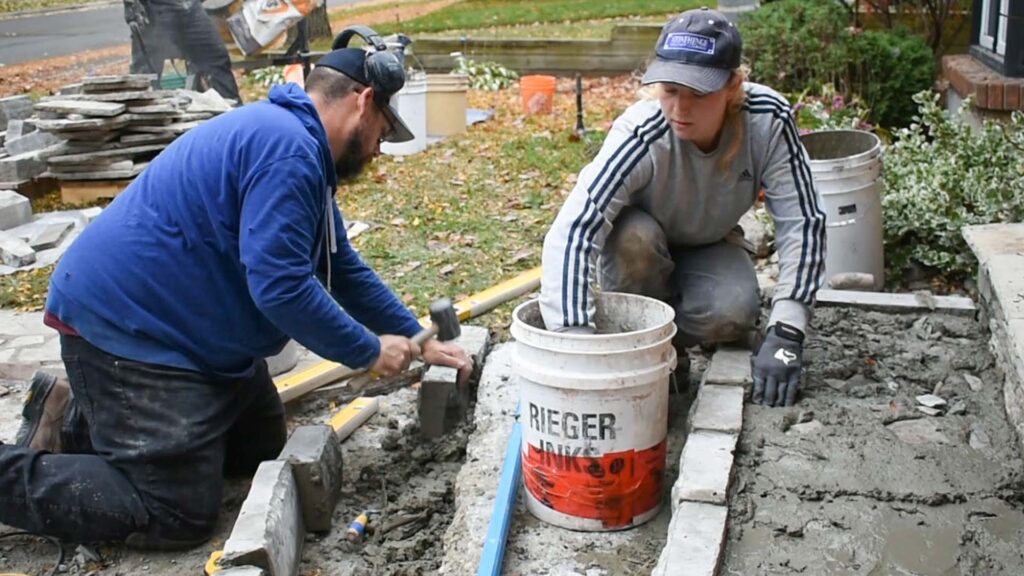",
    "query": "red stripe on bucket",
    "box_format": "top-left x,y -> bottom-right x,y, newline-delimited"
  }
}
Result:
522,439 -> 666,528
